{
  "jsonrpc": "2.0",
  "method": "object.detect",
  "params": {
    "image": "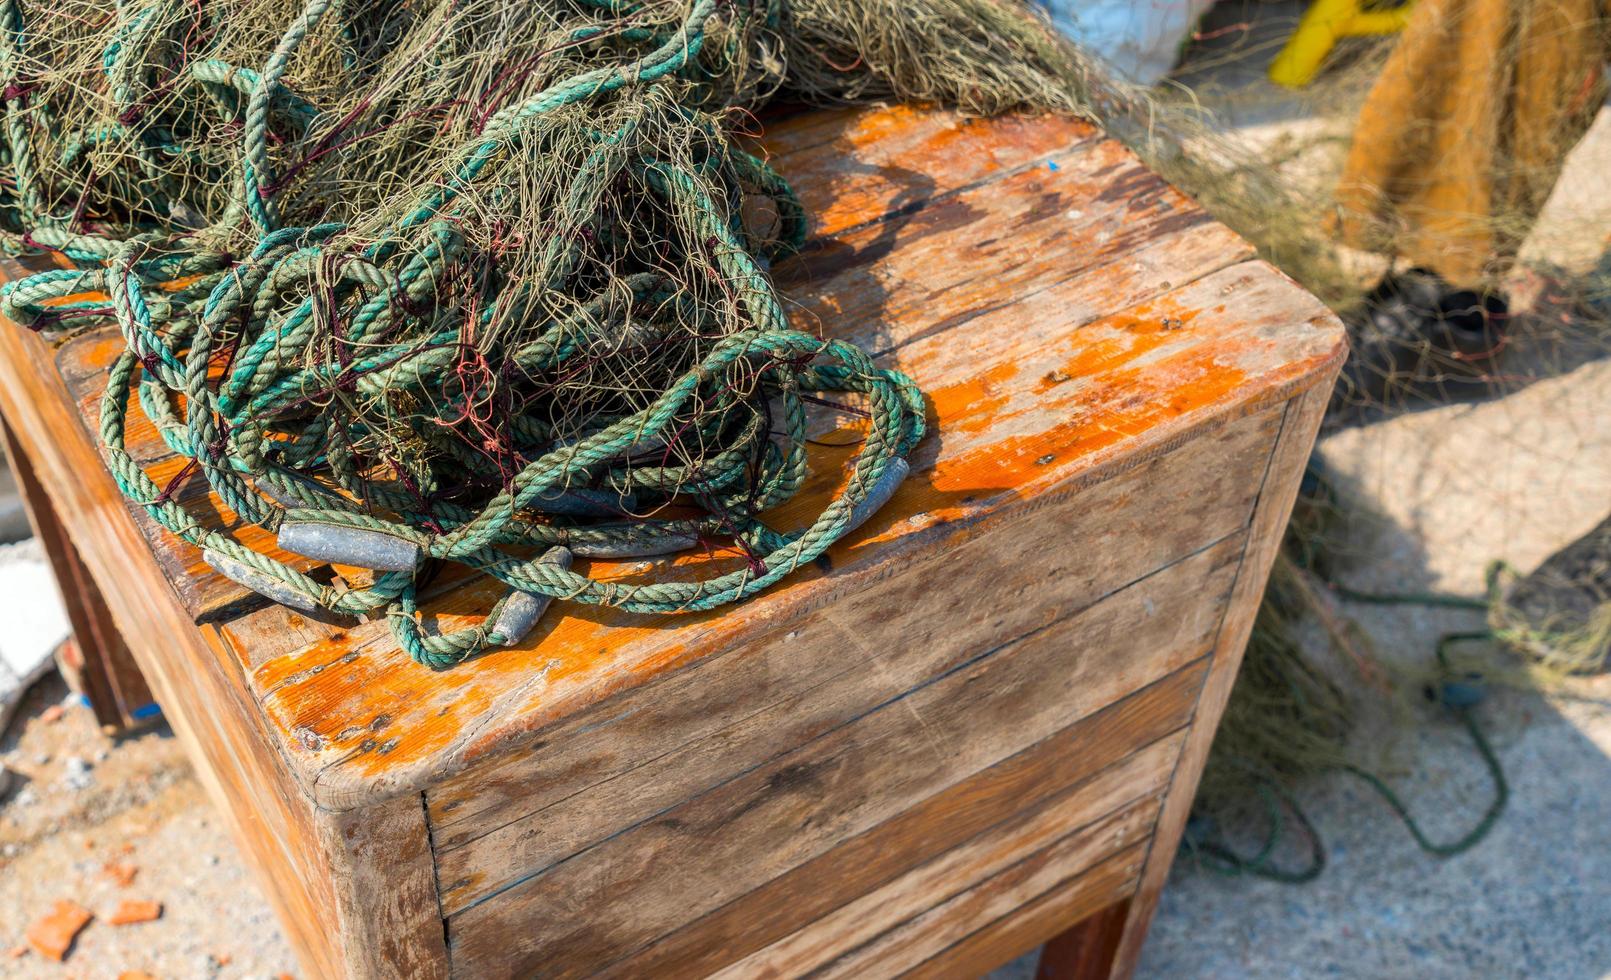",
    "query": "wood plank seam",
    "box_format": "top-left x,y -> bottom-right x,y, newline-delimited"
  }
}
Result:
263,396 -> 1278,811
1105,395 -> 1296,937
906,846 -> 1146,980
419,789 -> 455,975
434,539 -> 1235,925
707,739 -> 1178,979
888,845 -> 1147,979
444,654 -> 1200,921
422,416 -> 1272,871
575,666 -> 1206,978
794,793 -> 1162,977
431,521 -> 1245,862
418,399 -> 1282,818
246,337 -> 1252,721
434,517 -> 1243,901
